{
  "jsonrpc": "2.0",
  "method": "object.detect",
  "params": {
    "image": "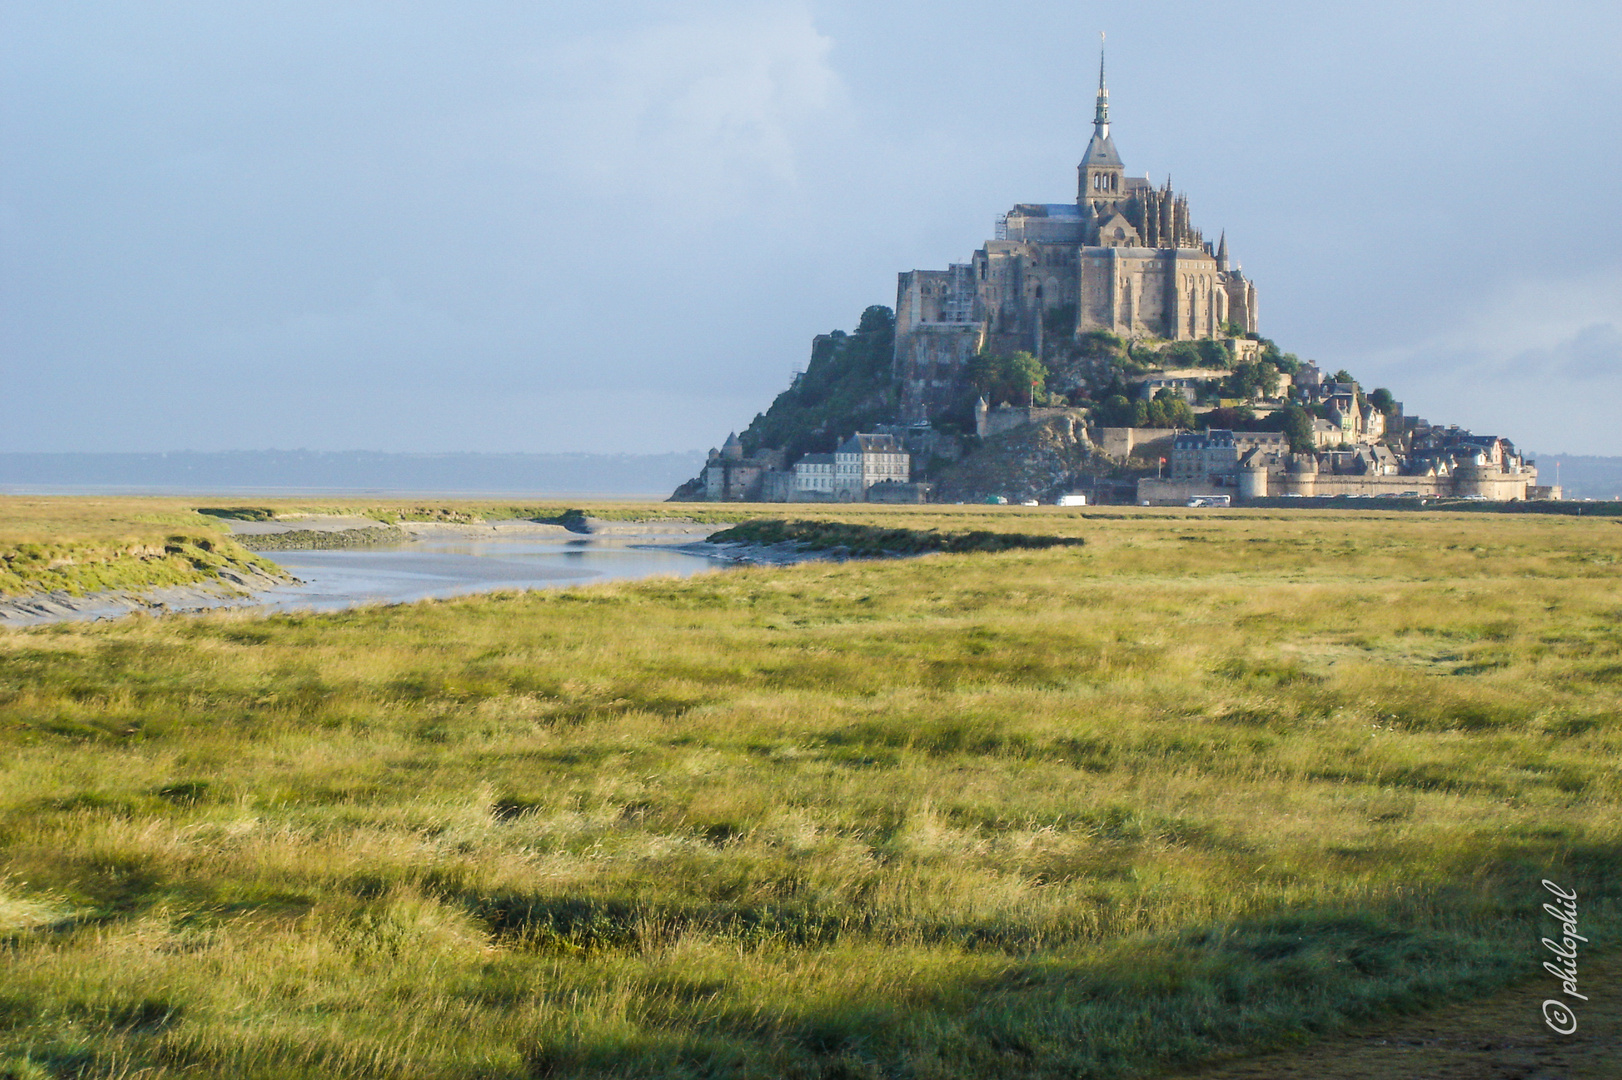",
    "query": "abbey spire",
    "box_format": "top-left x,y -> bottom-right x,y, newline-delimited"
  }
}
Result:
1078,33 -> 1125,206
1093,35 -> 1110,135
